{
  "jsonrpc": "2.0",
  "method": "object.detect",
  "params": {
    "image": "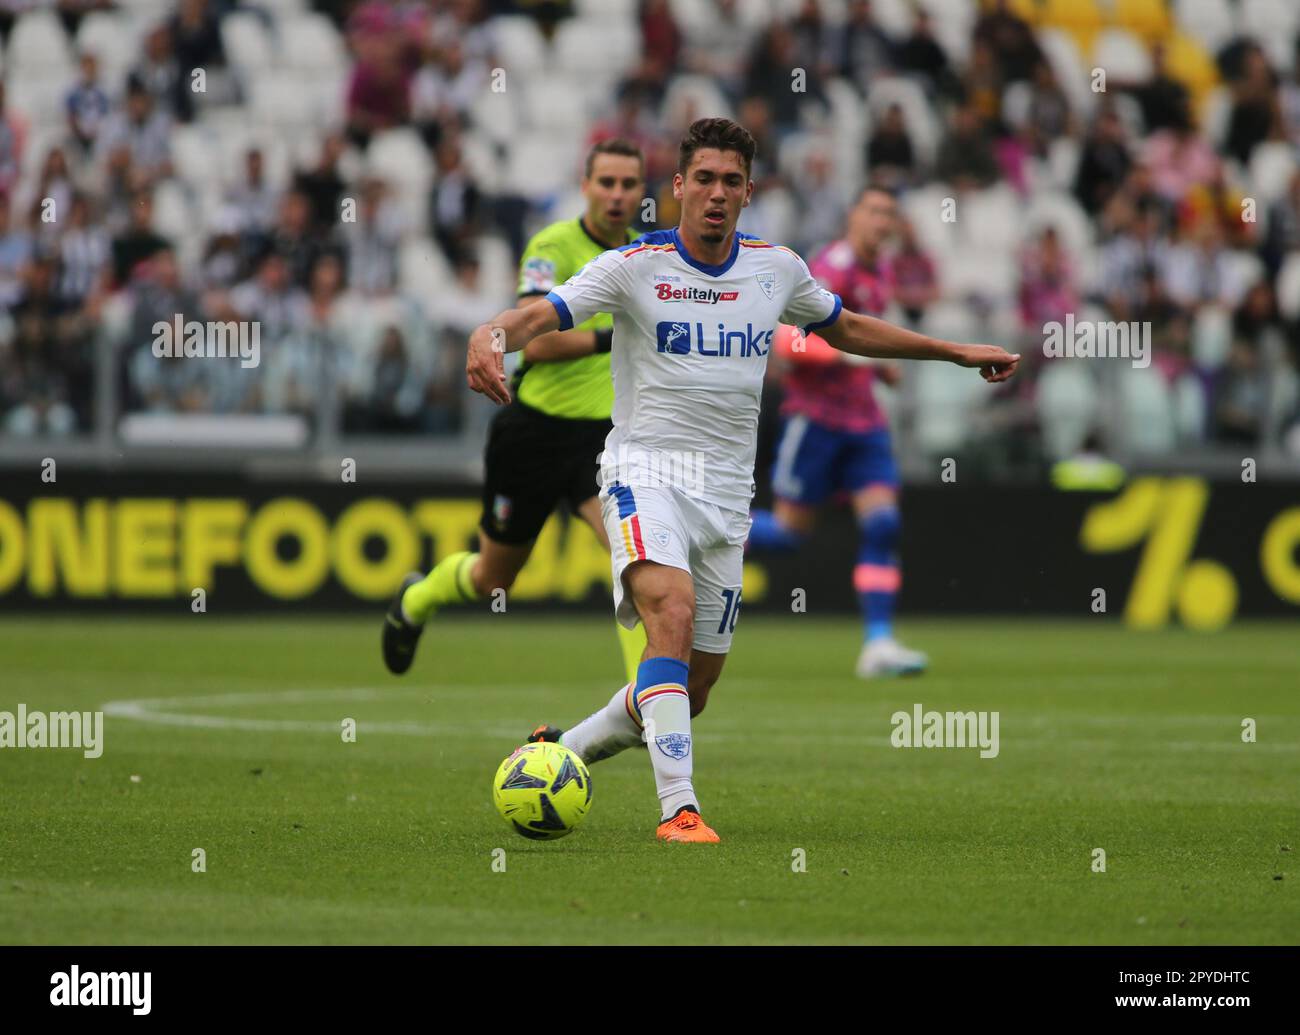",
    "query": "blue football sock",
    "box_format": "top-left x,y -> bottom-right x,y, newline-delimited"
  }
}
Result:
855,506 -> 901,643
